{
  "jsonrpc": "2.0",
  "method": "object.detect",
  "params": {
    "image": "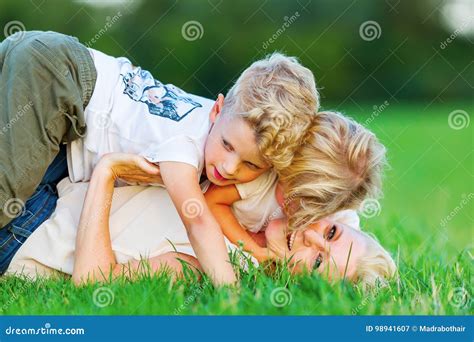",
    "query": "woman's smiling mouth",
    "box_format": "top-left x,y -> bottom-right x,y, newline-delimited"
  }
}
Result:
288,231 -> 297,251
